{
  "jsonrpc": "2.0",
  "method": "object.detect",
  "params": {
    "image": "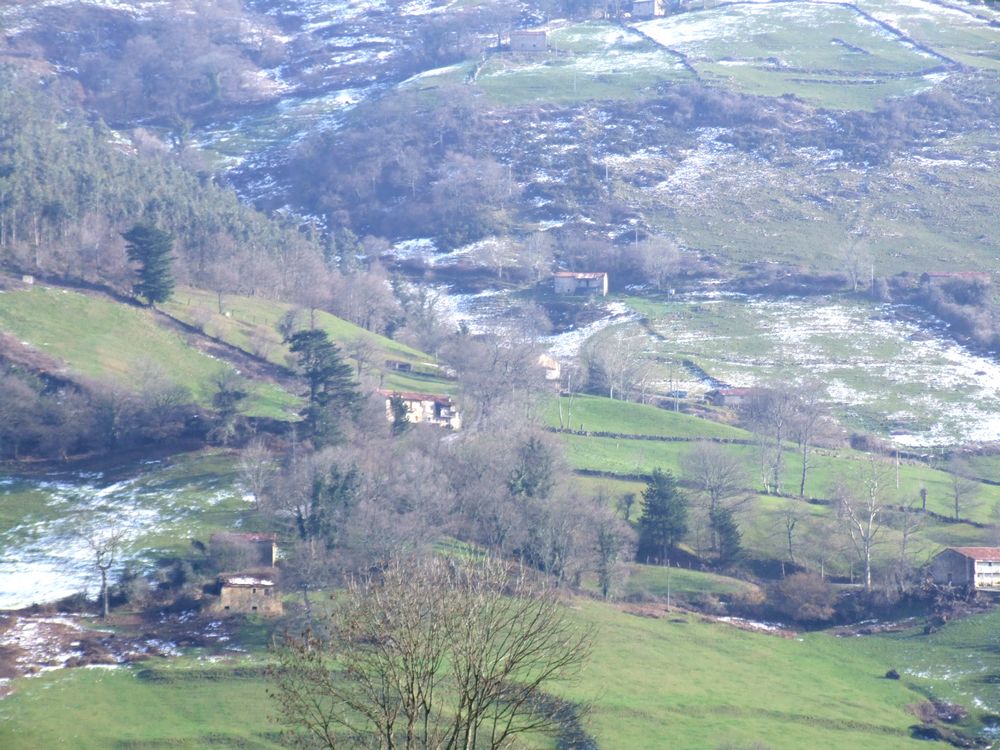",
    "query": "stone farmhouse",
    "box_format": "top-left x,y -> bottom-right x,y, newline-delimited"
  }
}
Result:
929,547 -> 1000,591
553,271 -> 608,296
510,29 -> 547,52
383,390 -> 462,430
217,571 -> 283,616
705,387 -> 761,408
